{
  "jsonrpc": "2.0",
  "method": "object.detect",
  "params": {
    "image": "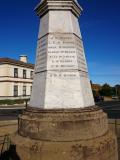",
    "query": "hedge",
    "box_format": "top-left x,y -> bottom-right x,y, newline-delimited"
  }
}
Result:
0,99 -> 30,105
